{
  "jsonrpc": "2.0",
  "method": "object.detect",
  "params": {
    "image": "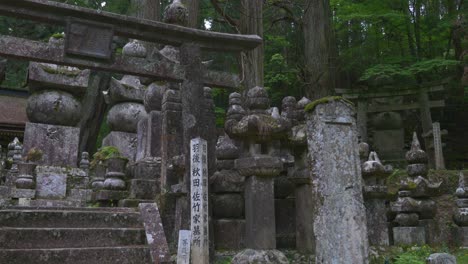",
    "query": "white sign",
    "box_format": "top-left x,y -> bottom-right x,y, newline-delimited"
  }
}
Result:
177,230 -> 191,264
190,137 -> 209,263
